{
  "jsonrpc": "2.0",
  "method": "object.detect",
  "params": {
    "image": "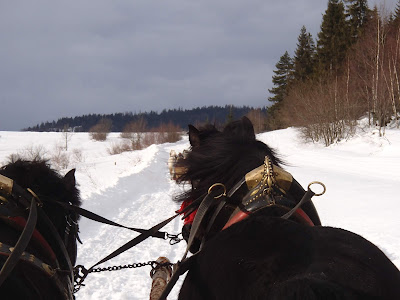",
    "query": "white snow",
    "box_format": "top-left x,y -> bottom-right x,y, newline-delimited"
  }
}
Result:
0,121 -> 399,299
